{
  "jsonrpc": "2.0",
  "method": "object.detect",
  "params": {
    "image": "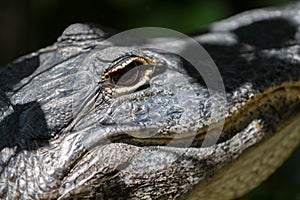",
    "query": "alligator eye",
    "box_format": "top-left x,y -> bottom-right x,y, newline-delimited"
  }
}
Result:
111,60 -> 146,86
101,56 -> 163,96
